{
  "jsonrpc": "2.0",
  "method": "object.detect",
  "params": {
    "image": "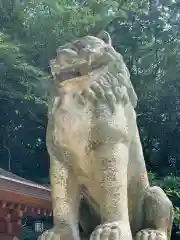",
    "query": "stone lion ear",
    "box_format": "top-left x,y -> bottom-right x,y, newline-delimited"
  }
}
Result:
96,31 -> 112,46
